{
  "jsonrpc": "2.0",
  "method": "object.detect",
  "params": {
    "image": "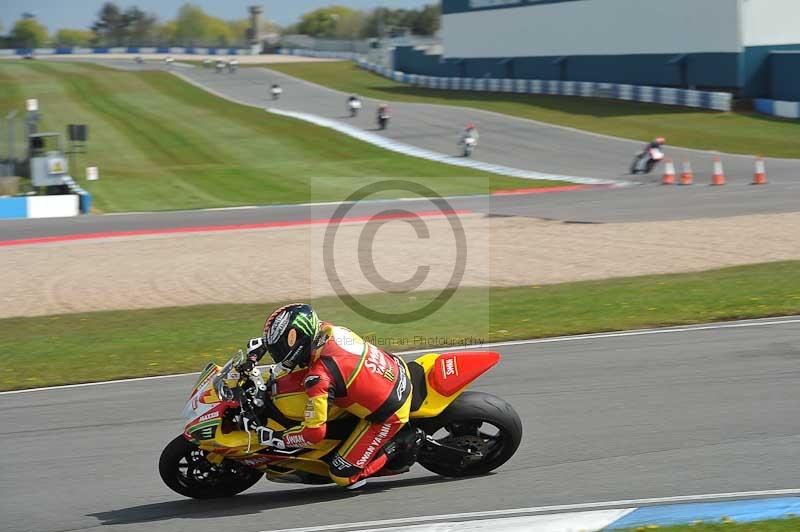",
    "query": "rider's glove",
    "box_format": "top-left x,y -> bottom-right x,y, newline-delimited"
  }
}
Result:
255,426 -> 285,450
246,337 -> 267,362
